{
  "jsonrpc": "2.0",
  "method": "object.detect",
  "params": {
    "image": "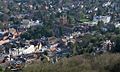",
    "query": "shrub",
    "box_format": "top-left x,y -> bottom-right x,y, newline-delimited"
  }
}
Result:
23,53 -> 120,72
